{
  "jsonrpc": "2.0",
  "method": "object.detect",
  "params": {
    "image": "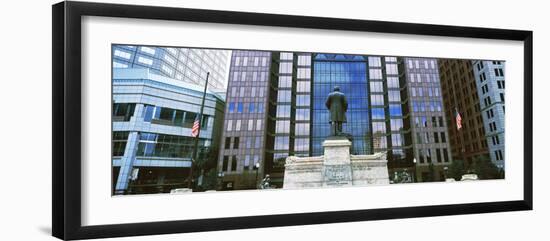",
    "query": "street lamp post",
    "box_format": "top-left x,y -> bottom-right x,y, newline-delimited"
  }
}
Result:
412,158 -> 417,183
217,171 -> 225,191
254,162 -> 260,189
